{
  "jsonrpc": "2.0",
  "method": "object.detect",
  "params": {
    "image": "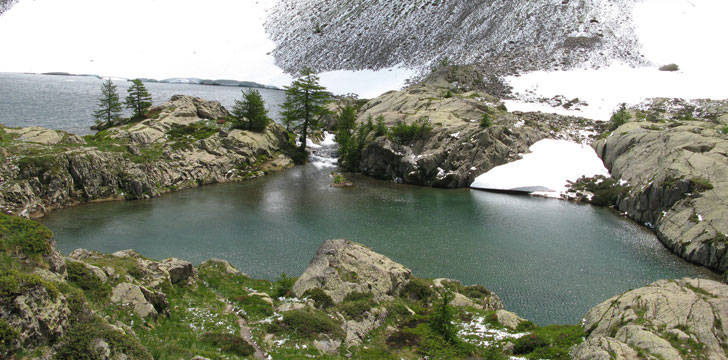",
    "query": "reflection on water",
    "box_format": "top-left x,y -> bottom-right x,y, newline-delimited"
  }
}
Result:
40,163 -> 716,324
